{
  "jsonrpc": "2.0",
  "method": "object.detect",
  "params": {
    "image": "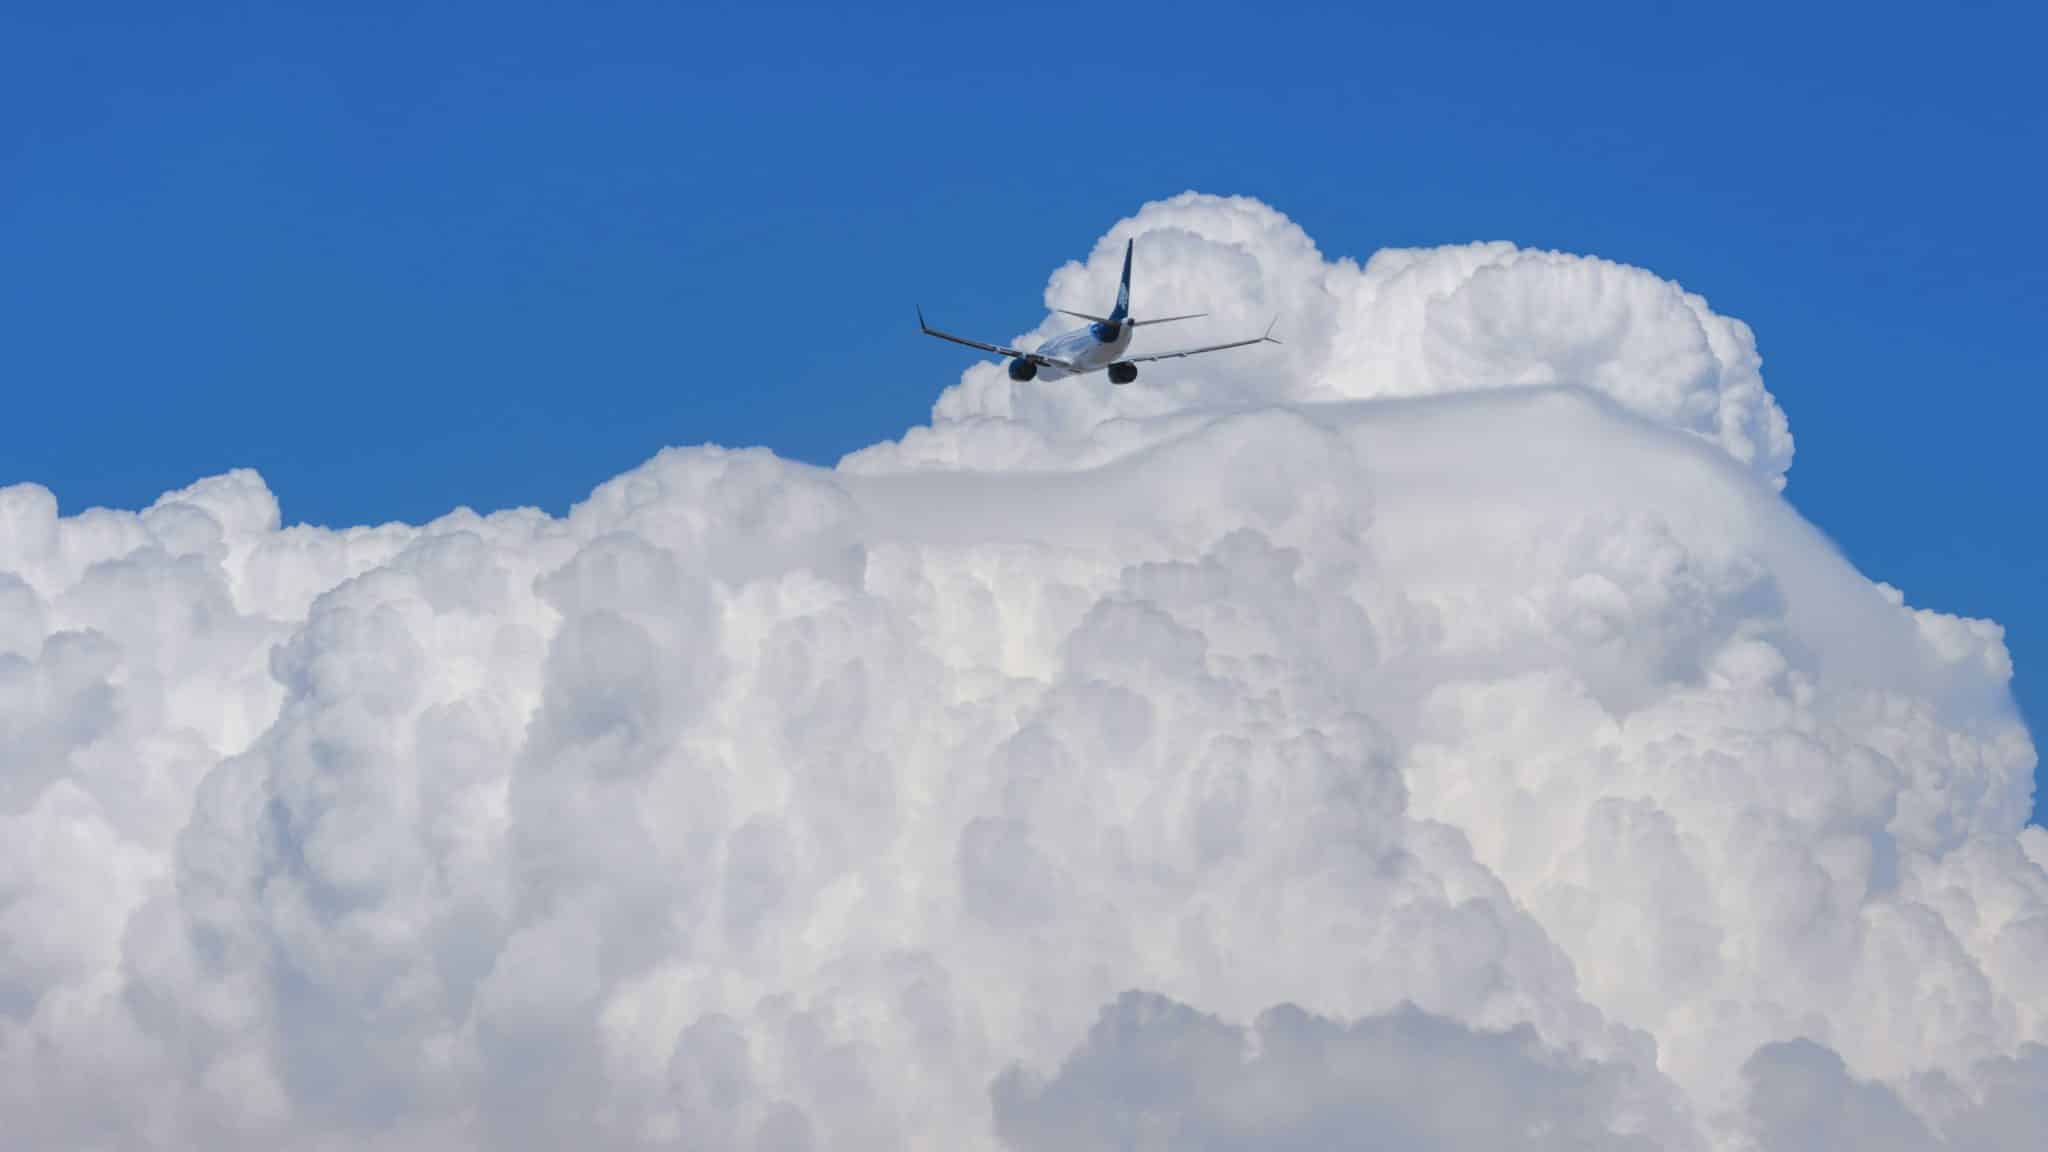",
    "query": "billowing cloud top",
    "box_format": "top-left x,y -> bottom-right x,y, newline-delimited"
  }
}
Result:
851,194 -> 1793,489
0,194 -> 2037,1150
